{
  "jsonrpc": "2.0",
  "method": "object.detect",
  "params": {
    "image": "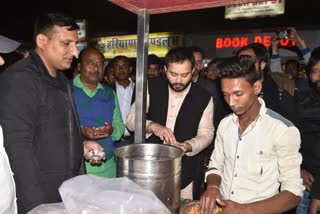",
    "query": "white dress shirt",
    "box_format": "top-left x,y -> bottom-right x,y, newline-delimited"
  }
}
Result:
206,98 -> 304,203
116,80 -> 135,136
